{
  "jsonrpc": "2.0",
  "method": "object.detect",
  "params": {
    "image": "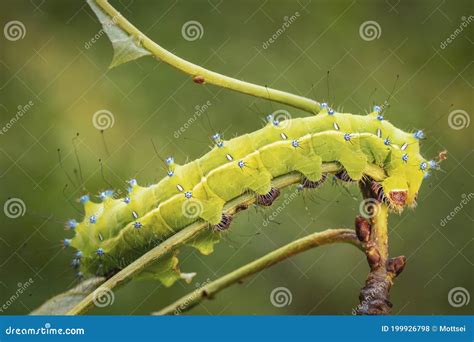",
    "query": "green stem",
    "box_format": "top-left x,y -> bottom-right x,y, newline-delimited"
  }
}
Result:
66,163 -> 384,315
154,229 -> 362,315
356,181 -> 394,315
94,0 -> 321,114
